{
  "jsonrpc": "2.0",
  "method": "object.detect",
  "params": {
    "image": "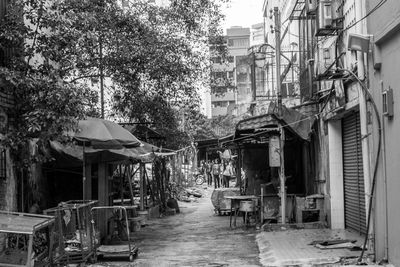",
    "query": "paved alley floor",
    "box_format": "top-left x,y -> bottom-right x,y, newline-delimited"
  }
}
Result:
89,186 -> 261,267
257,228 -> 367,266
